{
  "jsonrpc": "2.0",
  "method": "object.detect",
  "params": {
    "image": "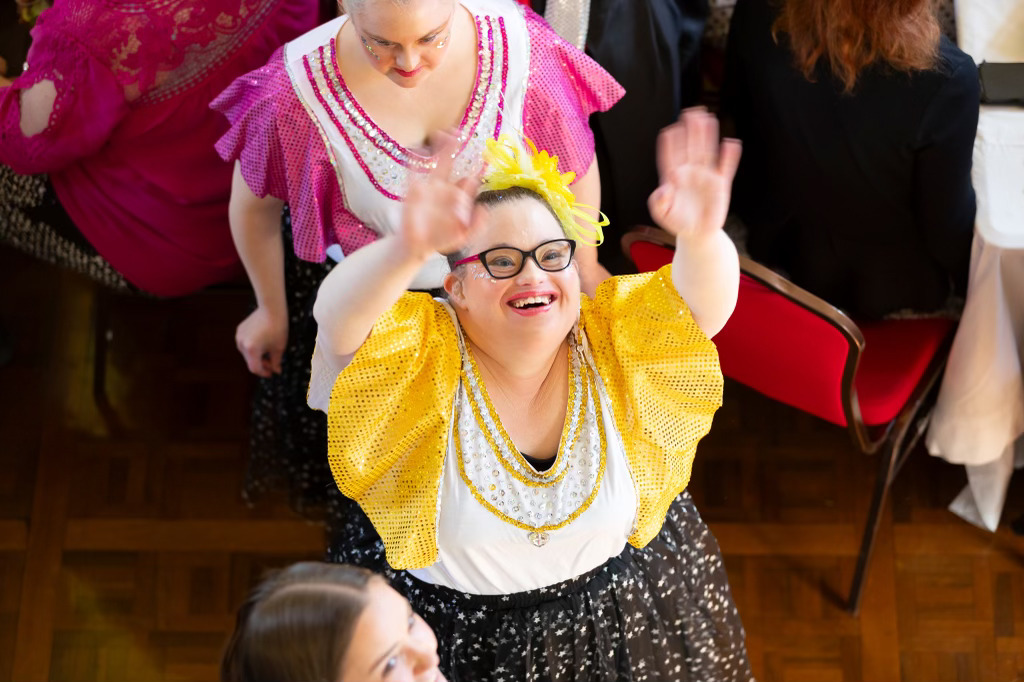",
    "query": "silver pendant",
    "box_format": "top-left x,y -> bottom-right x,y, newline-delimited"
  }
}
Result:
528,531 -> 550,547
